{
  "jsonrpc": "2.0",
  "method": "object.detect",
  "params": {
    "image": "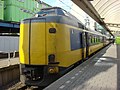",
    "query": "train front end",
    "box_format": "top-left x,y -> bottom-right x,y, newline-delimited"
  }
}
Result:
19,18 -> 48,85
19,15 -> 60,86
19,7 -> 84,86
